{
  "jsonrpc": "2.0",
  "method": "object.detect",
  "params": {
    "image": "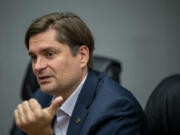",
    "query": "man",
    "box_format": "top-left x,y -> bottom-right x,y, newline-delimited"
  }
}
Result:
14,12 -> 147,135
